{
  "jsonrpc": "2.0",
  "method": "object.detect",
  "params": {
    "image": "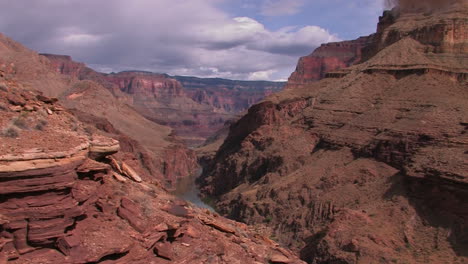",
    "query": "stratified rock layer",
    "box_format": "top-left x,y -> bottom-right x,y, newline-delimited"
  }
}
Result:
0,86 -> 304,264
200,3 -> 468,263
287,36 -> 373,89
42,55 -> 284,146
